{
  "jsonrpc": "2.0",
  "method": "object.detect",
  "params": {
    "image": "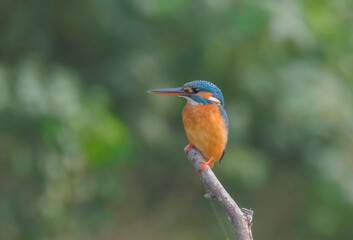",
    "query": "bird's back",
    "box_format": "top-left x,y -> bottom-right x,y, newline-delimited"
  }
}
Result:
182,102 -> 228,168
